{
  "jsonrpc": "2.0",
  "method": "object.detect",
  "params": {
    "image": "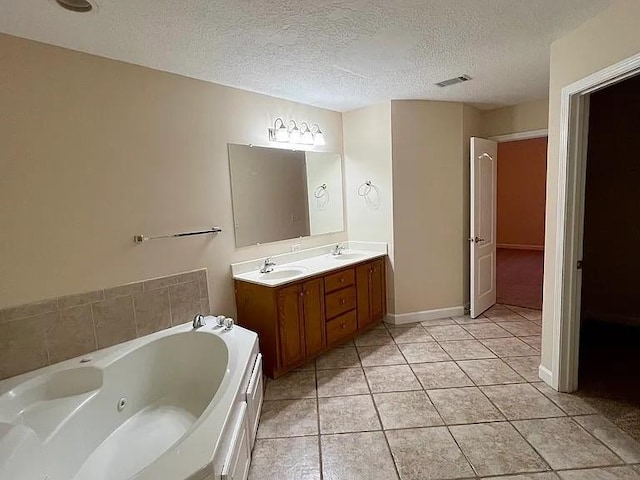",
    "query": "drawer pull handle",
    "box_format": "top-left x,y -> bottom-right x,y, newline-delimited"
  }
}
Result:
341,323 -> 346,329
340,299 -> 346,305
340,278 -> 345,283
